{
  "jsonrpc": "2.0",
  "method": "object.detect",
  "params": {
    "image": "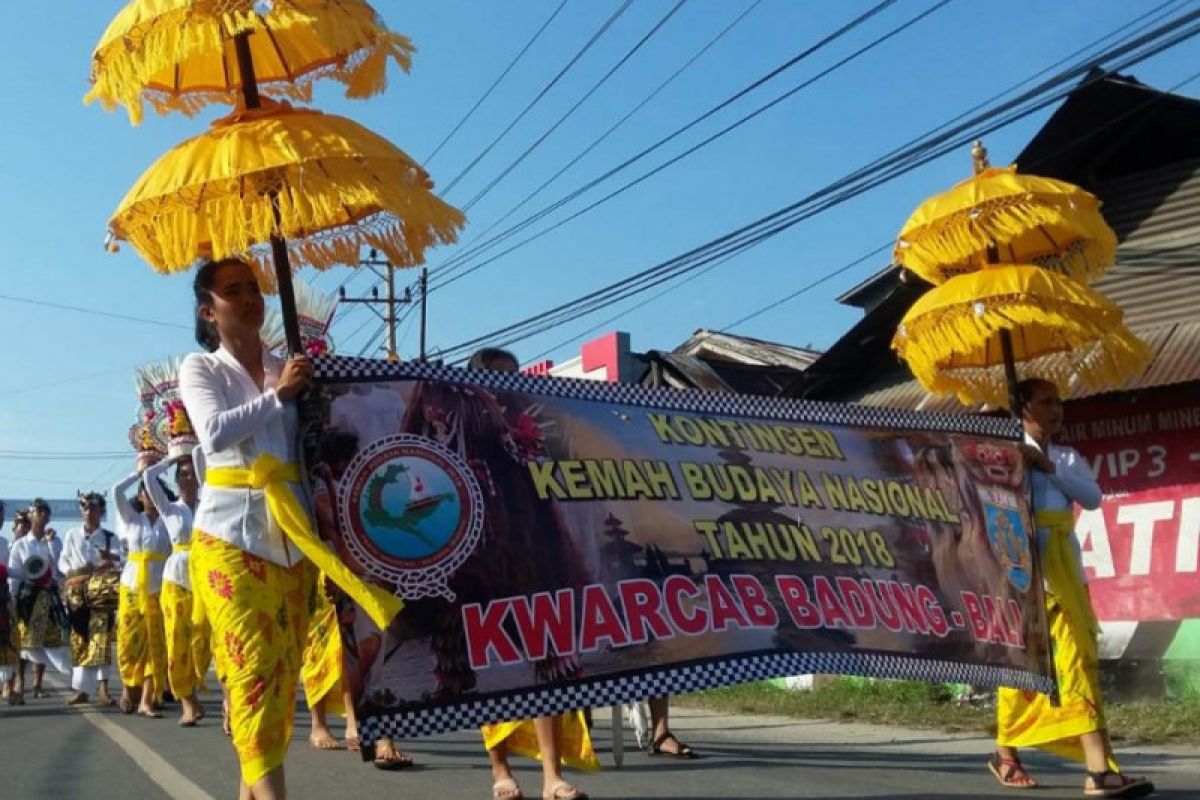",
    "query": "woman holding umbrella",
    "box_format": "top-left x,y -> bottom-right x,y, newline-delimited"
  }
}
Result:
180,257 -> 317,800
990,378 -> 1153,798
